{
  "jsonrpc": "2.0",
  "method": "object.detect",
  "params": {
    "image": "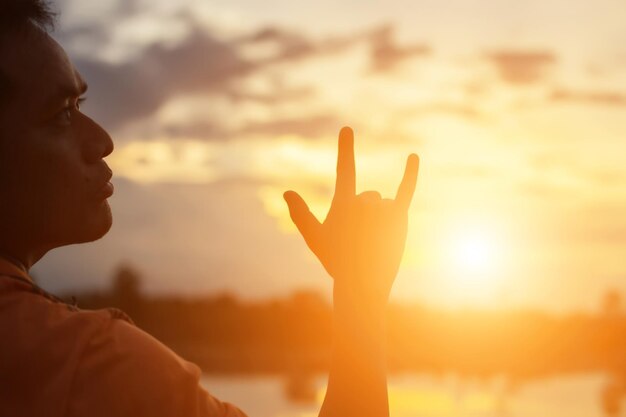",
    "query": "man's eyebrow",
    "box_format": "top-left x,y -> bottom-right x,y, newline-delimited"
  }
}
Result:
63,79 -> 88,97
76,74 -> 88,95
45,80 -> 88,108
